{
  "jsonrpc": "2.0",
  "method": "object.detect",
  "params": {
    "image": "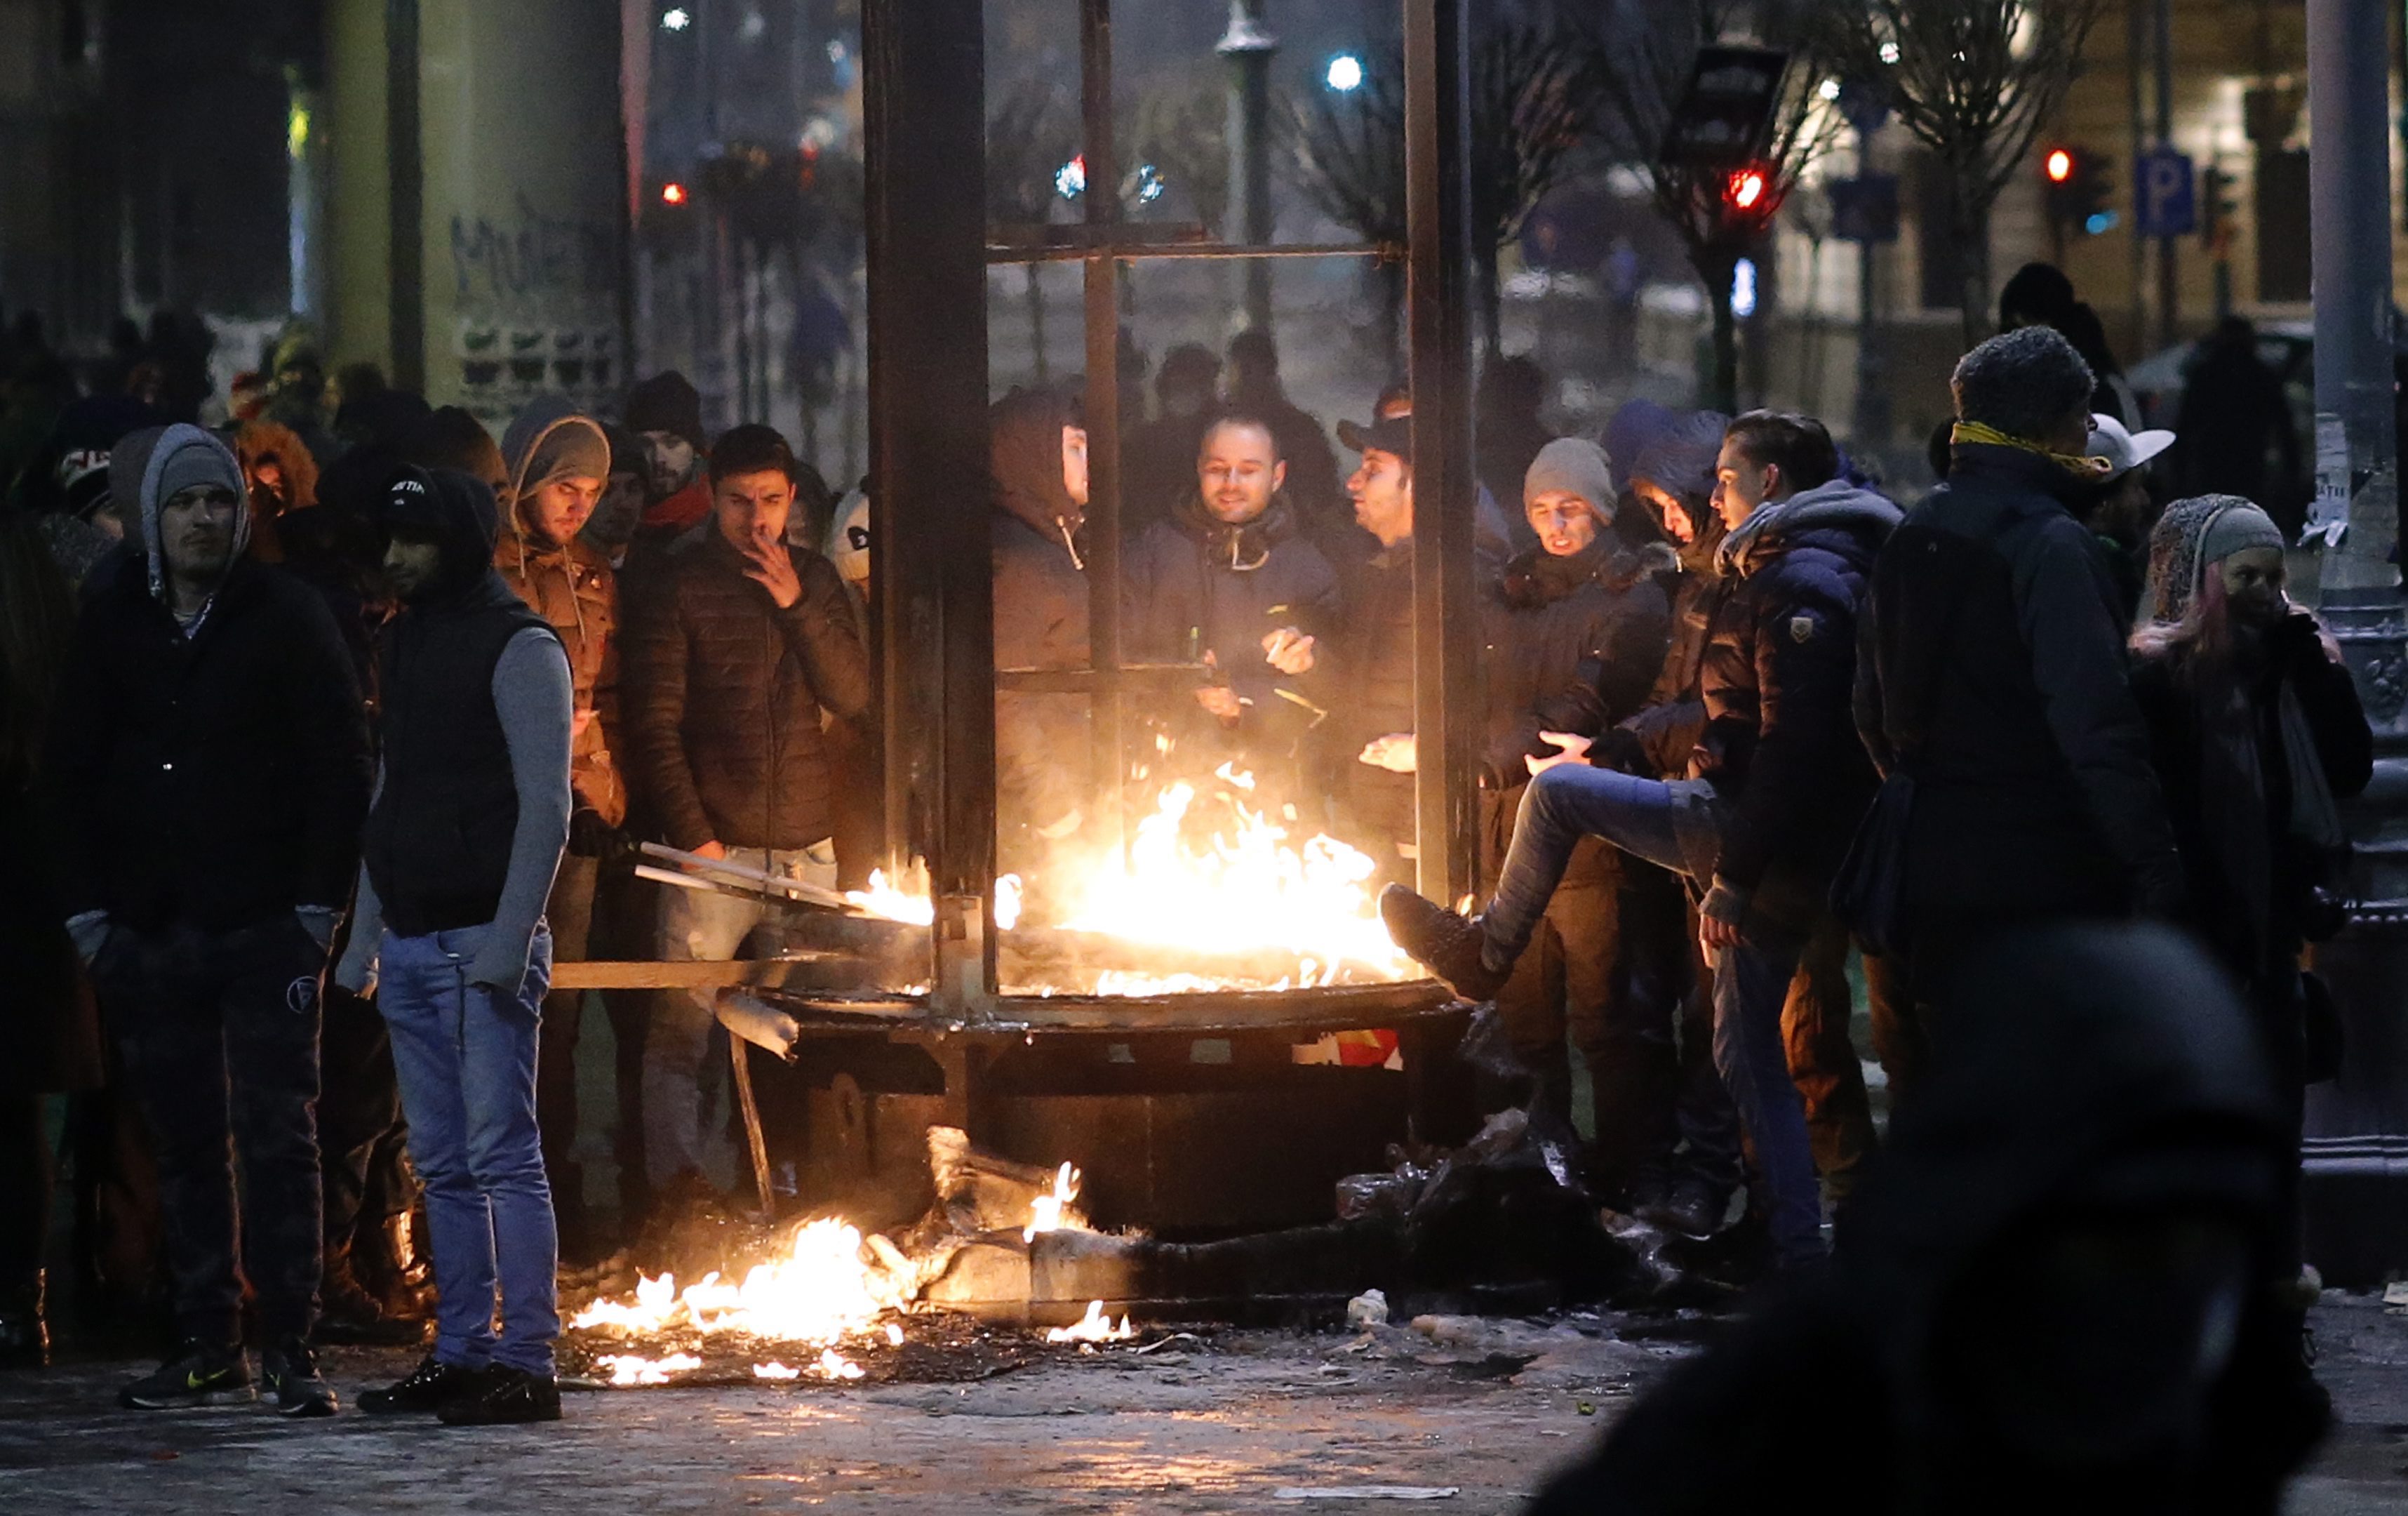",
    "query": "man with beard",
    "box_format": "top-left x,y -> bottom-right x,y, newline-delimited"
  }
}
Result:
1124,410 -> 1338,797
494,396 -> 624,1262
48,424 -> 369,1412
337,465 -> 574,1425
